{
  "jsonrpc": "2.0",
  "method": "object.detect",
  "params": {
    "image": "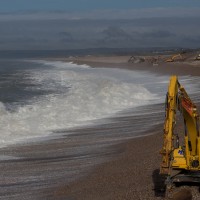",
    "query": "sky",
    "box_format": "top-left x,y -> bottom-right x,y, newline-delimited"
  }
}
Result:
0,0 -> 200,50
0,0 -> 200,13
0,0 -> 200,12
